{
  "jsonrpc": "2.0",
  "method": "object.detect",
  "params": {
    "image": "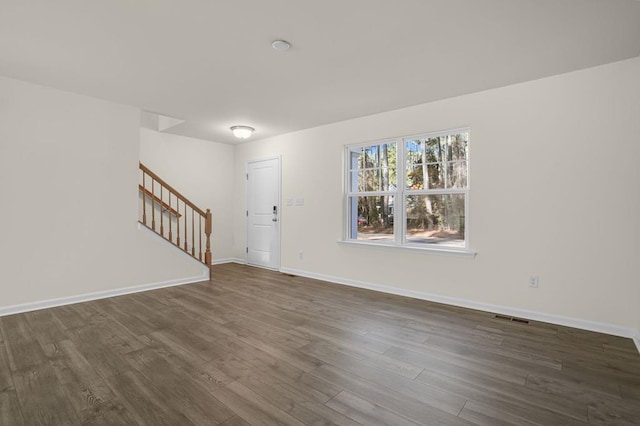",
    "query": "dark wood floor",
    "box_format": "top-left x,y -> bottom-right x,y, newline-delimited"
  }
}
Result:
1,264 -> 640,425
